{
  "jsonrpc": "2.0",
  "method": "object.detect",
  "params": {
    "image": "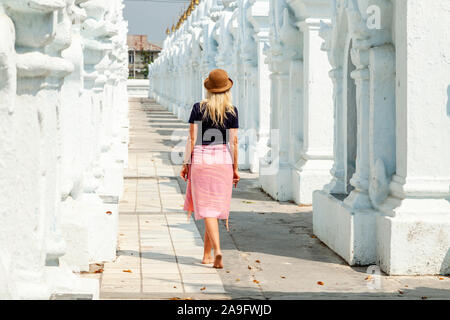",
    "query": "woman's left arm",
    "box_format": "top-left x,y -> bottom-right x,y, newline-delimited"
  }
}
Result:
229,128 -> 240,187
